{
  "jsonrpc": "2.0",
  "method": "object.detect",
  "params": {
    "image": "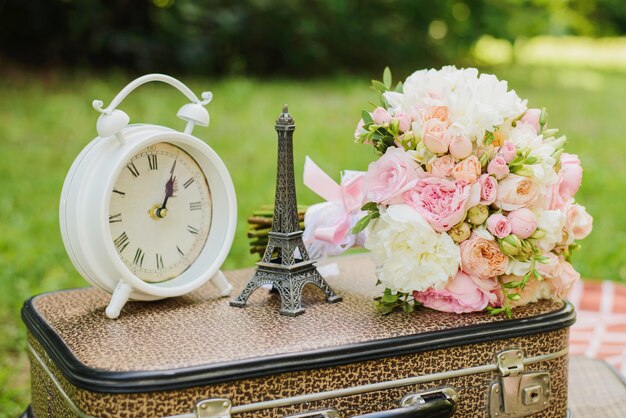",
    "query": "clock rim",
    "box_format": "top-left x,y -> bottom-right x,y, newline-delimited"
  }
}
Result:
60,125 -> 237,299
